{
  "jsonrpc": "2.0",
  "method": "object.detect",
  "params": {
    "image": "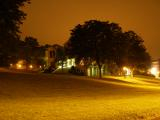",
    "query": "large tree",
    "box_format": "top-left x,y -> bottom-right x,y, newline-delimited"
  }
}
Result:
65,20 -> 123,78
123,31 -> 151,75
19,36 -> 45,67
51,44 -> 67,71
0,0 -> 30,66
65,20 -> 151,78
